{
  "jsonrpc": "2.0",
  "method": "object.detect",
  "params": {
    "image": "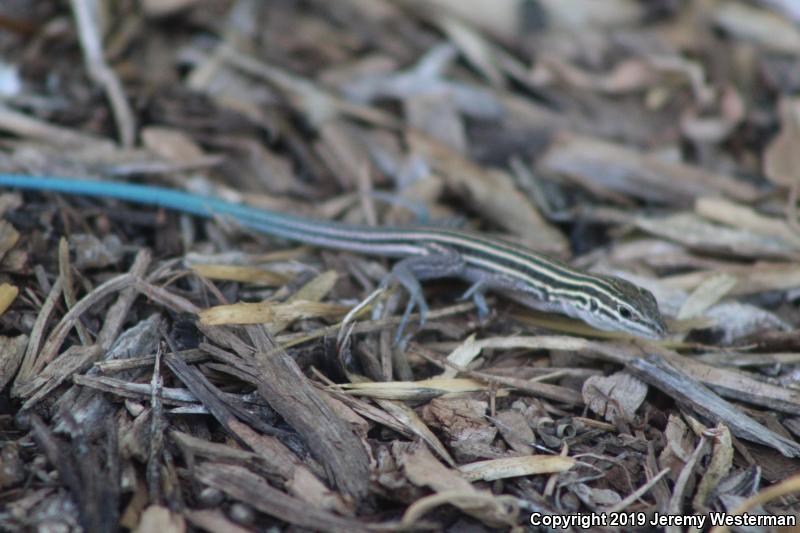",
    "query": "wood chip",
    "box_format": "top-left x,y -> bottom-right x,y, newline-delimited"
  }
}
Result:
459,455 -> 575,481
